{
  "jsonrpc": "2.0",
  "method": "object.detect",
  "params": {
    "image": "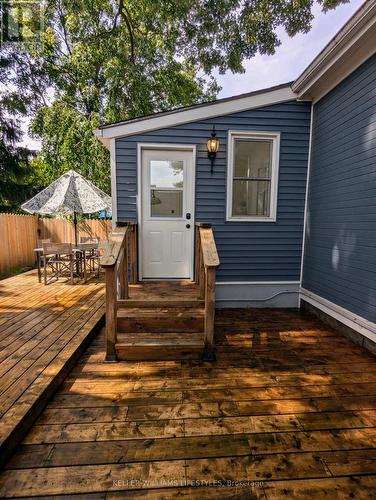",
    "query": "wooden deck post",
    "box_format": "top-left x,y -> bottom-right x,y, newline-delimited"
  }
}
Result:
199,253 -> 205,300
118,239 -> 129,300
194,226 -> 200,284
105,266 -> 117,361
203,267 -> 216,360
101,226 -> 129,362
196,224 -> 219,361
130,224 -> 138,283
